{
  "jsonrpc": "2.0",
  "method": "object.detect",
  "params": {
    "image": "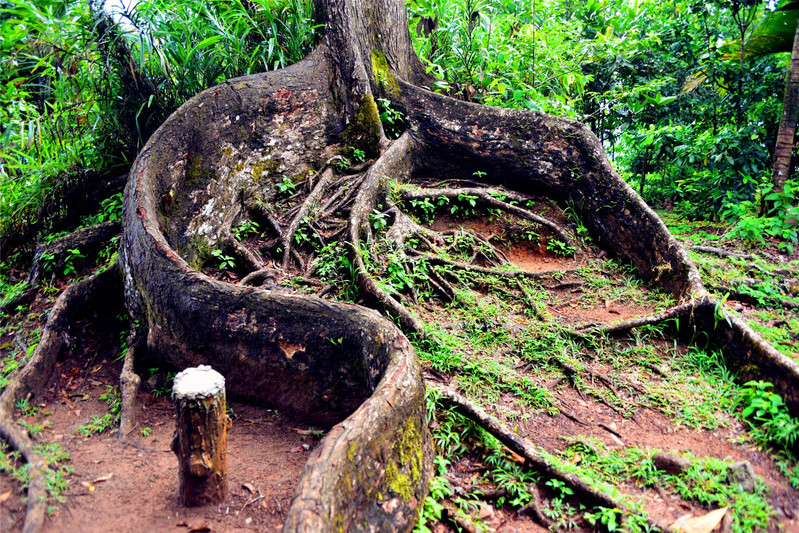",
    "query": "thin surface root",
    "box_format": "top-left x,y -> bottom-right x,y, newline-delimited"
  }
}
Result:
0,265 -> 119,533
430,383 -> 664,531
401,186 -> 575,247
574,301 -> 698,336
118,339 -> 142,443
